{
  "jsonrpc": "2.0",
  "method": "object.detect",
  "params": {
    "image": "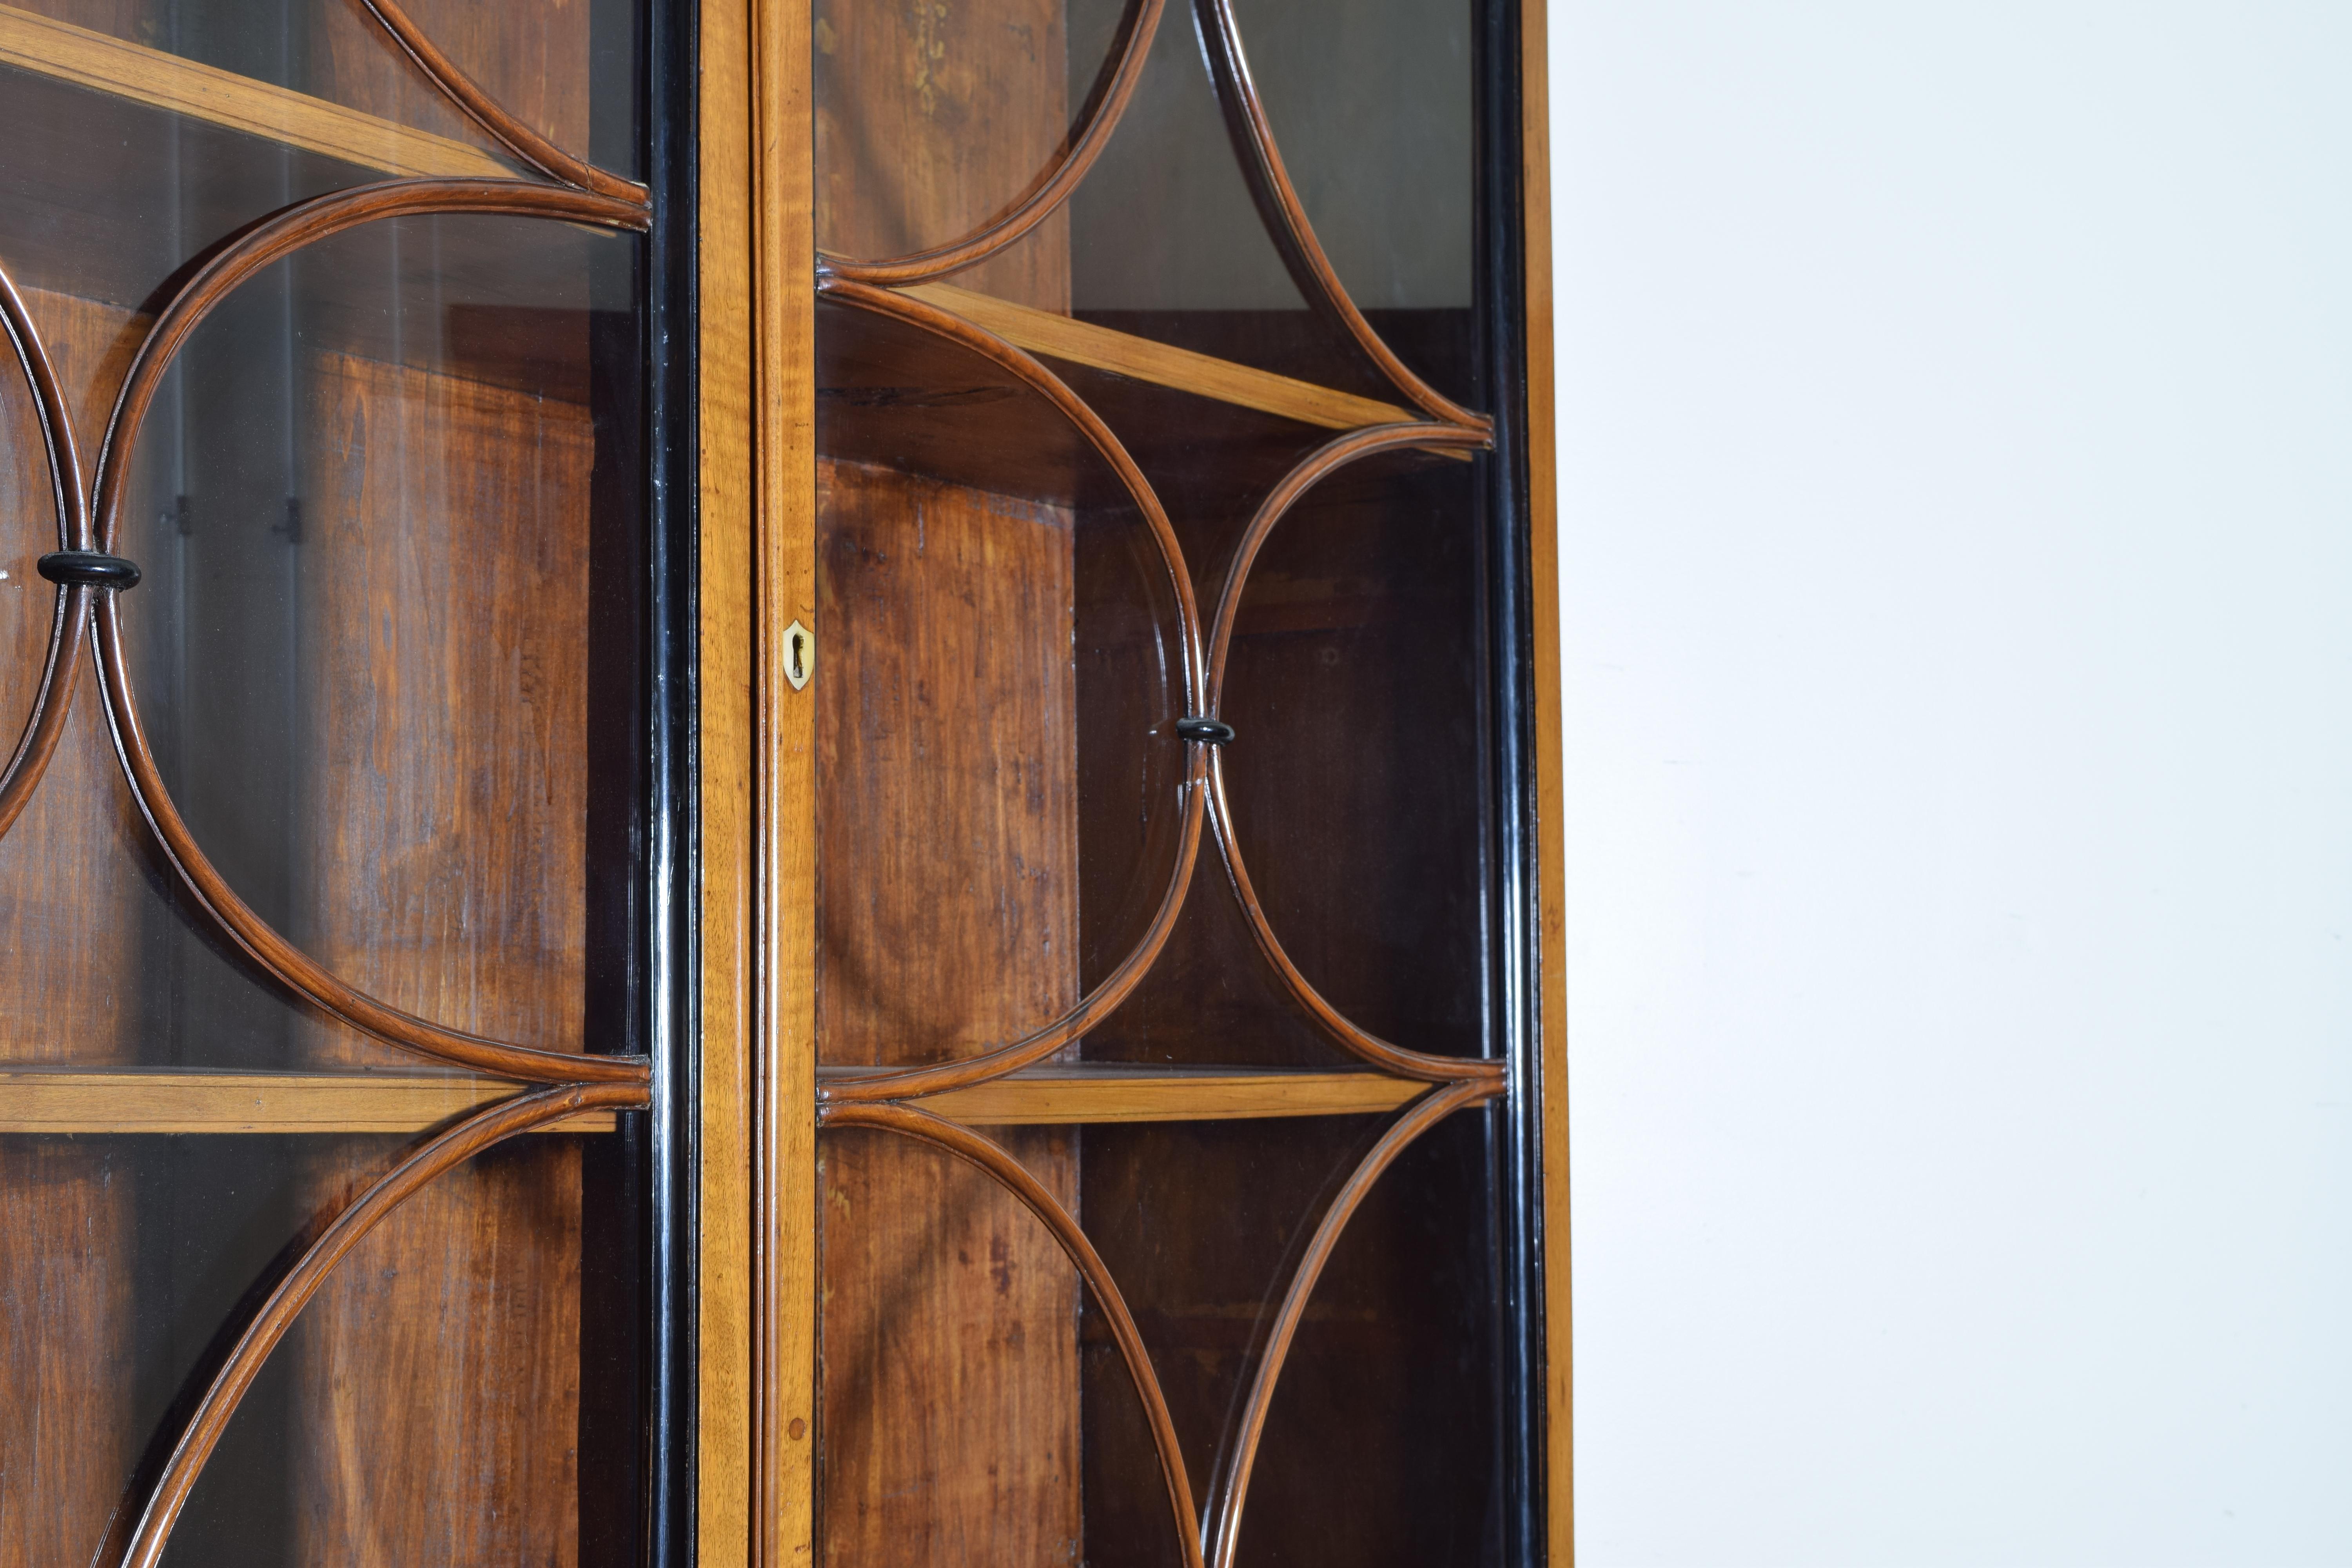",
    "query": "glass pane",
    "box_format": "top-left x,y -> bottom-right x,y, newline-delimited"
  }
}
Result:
109,212 -> 642,1063
0,1124 -> 631,1566
0,0 -> 653,1559
814,313 -> 1191,1072
0,321 -> 52,770
1226,0 -> 1477,405
812,1111 -> 1504,1567
1214,454 -> 1490,1058
0,0 -> 634,176
813,0 -> 1134,306
1056,0 -> 1396,400
0,60 -> 389,314
812,0 -> 1507,1556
